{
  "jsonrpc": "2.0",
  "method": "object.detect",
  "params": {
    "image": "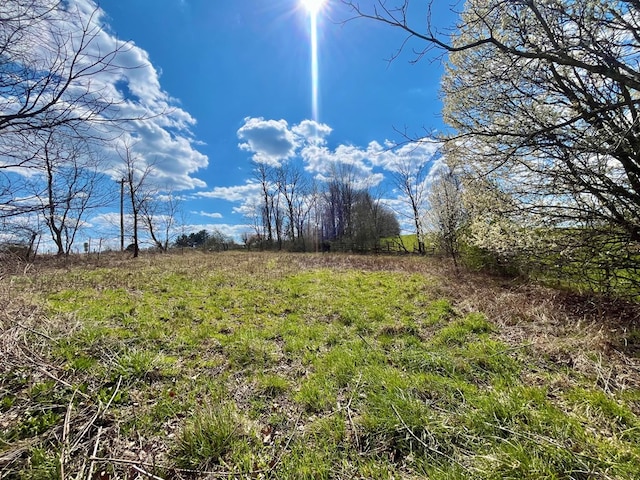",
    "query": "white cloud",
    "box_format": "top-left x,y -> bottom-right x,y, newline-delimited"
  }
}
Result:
370,139 -> 441,172
0,0 -> 208,191
236,117 -> 335,166
196,182 -> 262,202
192,211 -> 223,219
237,117 -> 298,166
292,119 -> 332,145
